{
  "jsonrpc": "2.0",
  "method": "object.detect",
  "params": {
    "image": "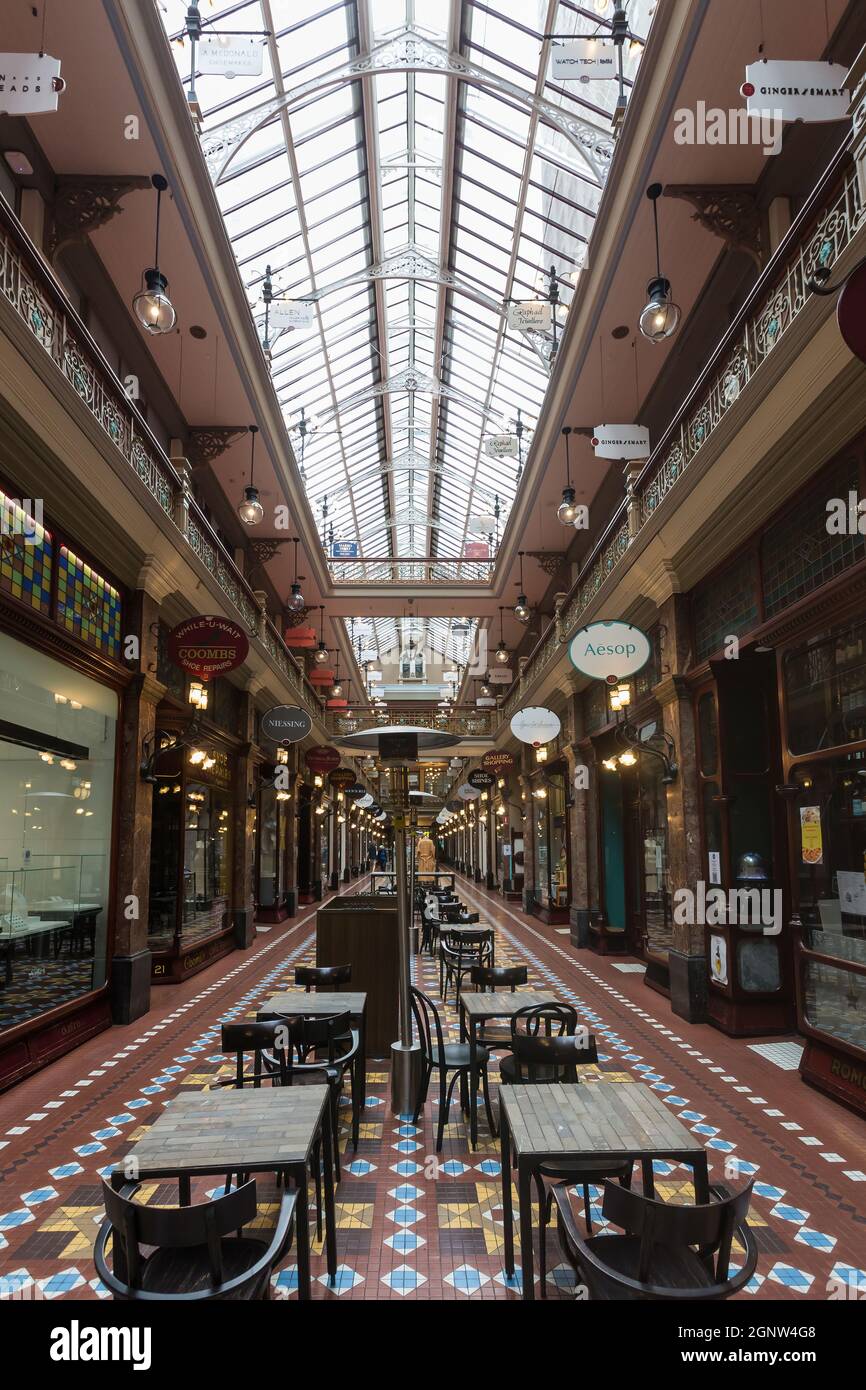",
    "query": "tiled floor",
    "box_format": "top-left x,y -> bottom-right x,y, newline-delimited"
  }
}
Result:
1,873 -> 865,1301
